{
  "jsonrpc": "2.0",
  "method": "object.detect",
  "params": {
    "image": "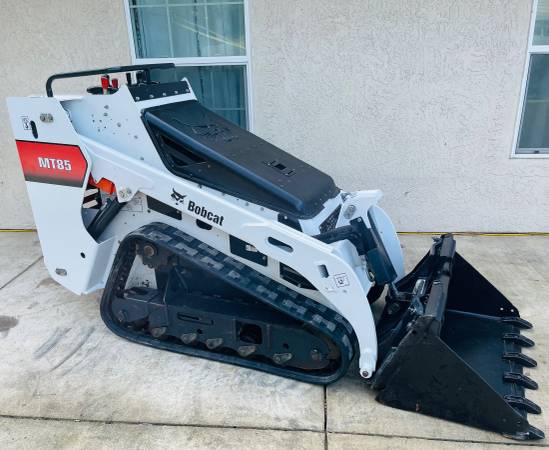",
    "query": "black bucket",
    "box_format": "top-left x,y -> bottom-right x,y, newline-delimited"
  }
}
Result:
372,234 -> 543,441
